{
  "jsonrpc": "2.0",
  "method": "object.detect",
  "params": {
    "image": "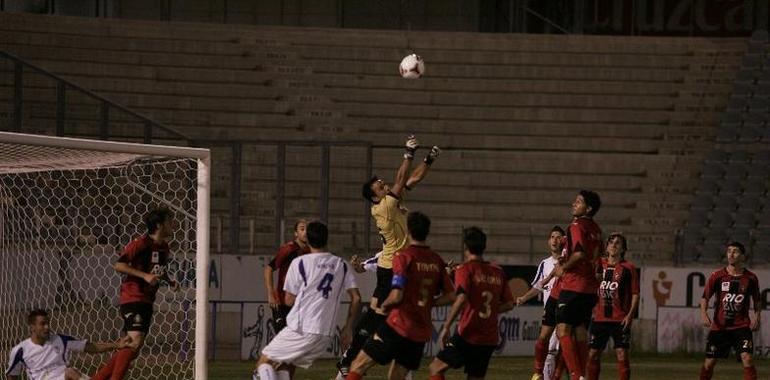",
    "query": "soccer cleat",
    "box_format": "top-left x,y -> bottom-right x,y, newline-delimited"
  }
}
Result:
530,374 -> 543,380
335,362 -> 349,380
